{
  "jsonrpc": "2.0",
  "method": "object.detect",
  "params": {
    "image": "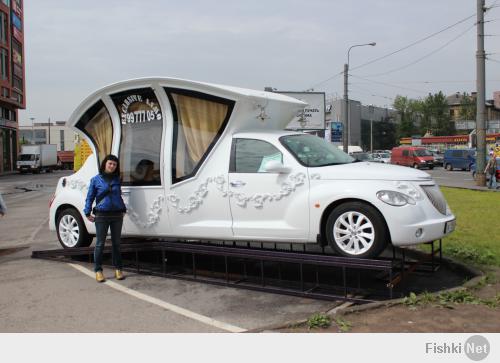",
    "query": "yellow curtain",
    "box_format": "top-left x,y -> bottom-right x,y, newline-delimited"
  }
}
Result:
85,107 -> 112,163
175,94 -> 228,163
